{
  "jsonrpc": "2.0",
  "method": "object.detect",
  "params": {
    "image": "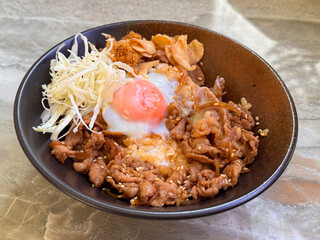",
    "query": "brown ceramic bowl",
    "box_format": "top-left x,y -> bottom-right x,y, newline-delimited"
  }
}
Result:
14,20 -> 298,219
